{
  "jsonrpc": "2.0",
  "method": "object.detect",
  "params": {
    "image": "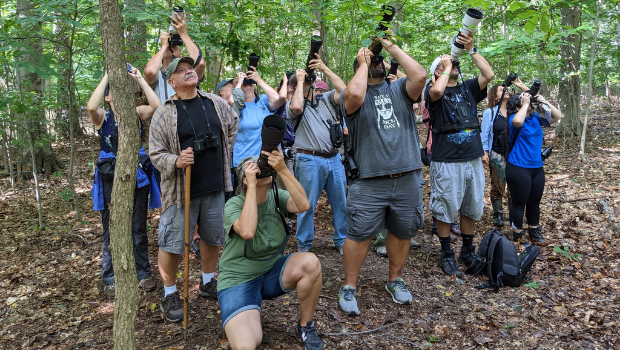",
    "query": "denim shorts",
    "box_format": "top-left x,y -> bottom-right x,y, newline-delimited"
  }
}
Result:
217,254 -> 294,328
